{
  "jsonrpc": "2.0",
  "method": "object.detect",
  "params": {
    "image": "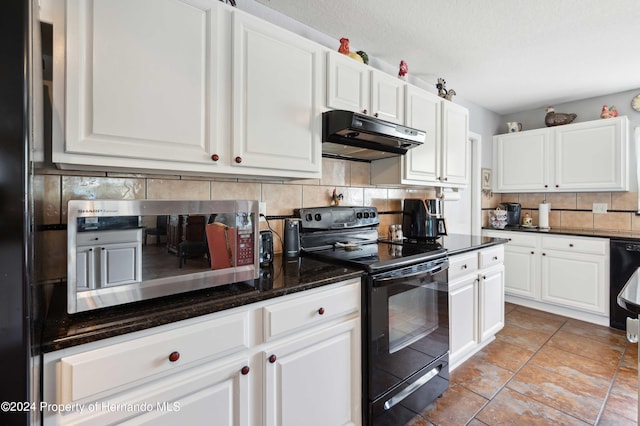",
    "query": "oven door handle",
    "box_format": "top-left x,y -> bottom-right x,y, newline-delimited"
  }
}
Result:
383,364 -> 442,411
374,263 -> 447,284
